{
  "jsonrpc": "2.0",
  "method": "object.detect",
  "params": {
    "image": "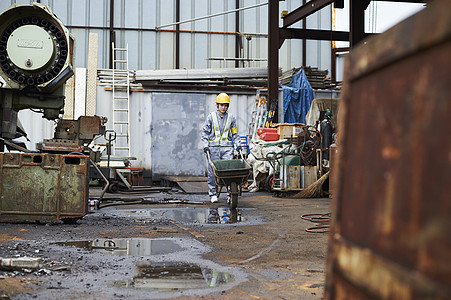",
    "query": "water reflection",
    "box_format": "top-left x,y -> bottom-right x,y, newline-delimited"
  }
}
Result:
207,208 -> 240,224
127,207 -> 243,224
54,238 -> 183,256
116,261 -> 233,290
